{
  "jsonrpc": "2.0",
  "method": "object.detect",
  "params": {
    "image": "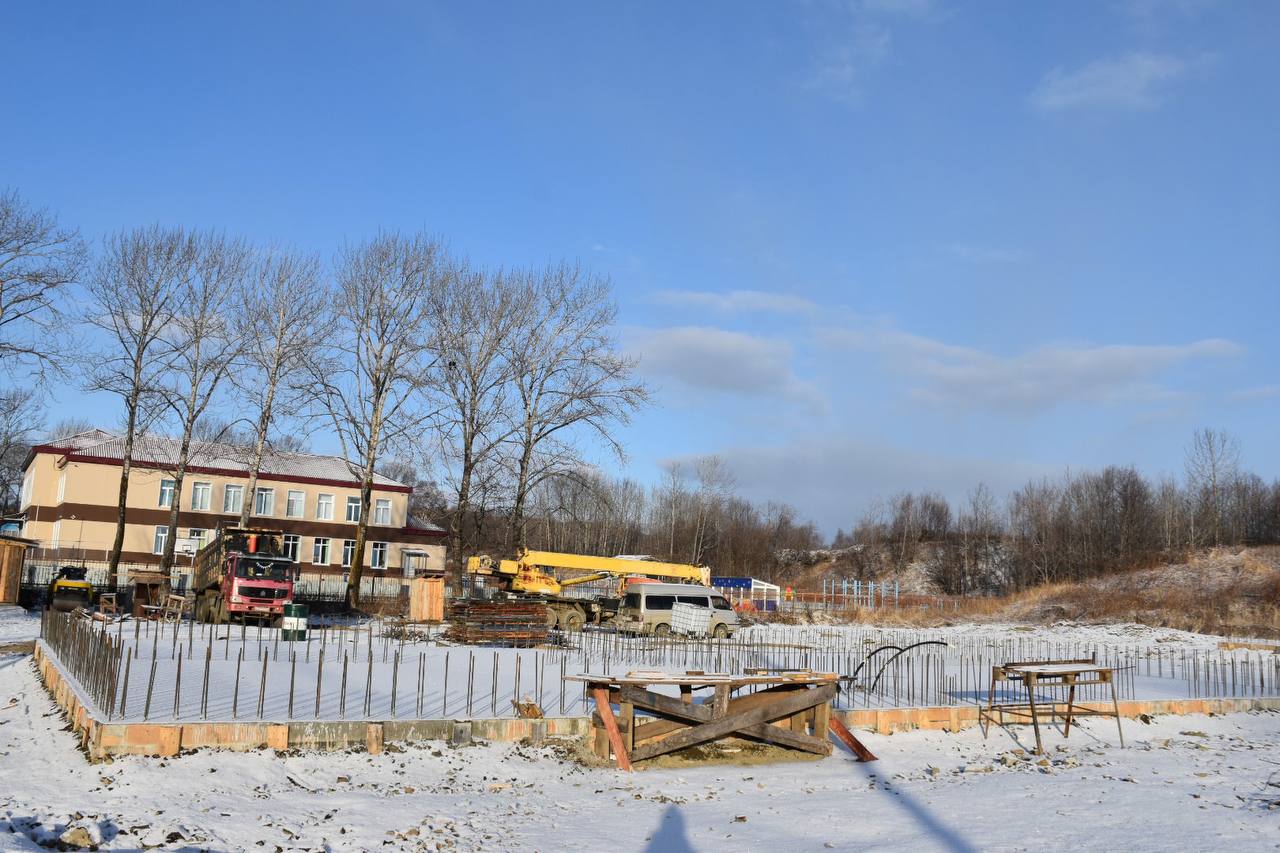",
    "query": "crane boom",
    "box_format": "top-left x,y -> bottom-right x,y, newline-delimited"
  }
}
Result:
464,550 -> 711,629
